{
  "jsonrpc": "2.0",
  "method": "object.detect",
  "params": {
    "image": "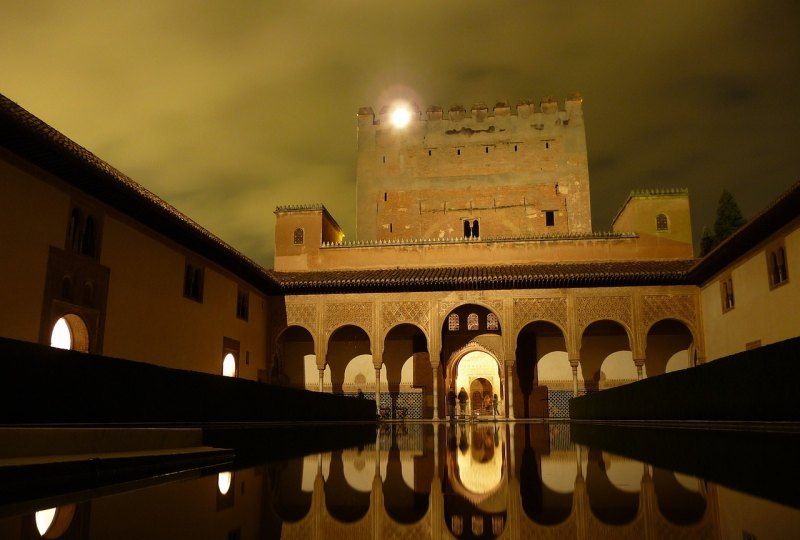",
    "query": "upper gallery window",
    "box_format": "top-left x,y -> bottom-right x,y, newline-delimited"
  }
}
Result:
545,211 -> 555,227
66,207 -> 100,258
184,262 -> 204,302
767,244 -> 789,288
236,288 -> 249,321
721,276 -> 735,312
